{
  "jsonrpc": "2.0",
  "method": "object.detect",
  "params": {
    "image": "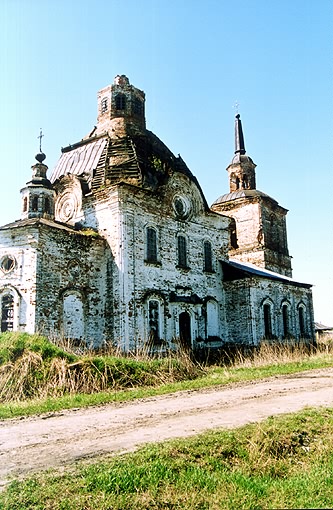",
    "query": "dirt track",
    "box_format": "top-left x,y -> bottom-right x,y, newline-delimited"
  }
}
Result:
1,367 -> 333,488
